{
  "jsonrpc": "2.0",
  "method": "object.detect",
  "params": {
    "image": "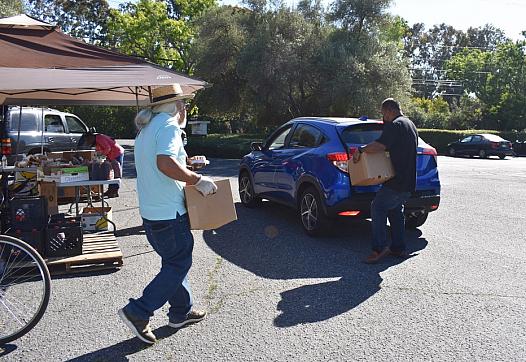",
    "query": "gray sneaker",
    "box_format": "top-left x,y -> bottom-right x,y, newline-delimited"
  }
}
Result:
118,308 -> 157,344
168,309 -> 207,329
